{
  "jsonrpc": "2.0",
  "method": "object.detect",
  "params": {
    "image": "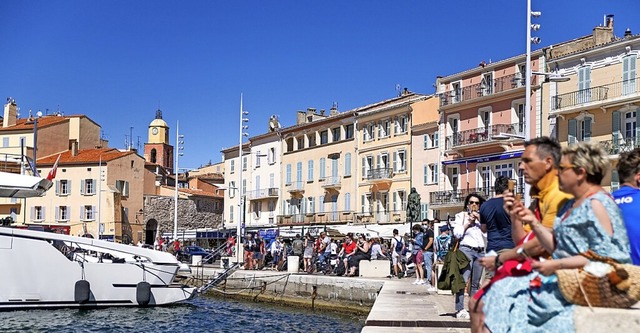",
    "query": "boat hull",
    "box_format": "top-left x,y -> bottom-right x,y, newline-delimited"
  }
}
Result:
0,228 -> 196,310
